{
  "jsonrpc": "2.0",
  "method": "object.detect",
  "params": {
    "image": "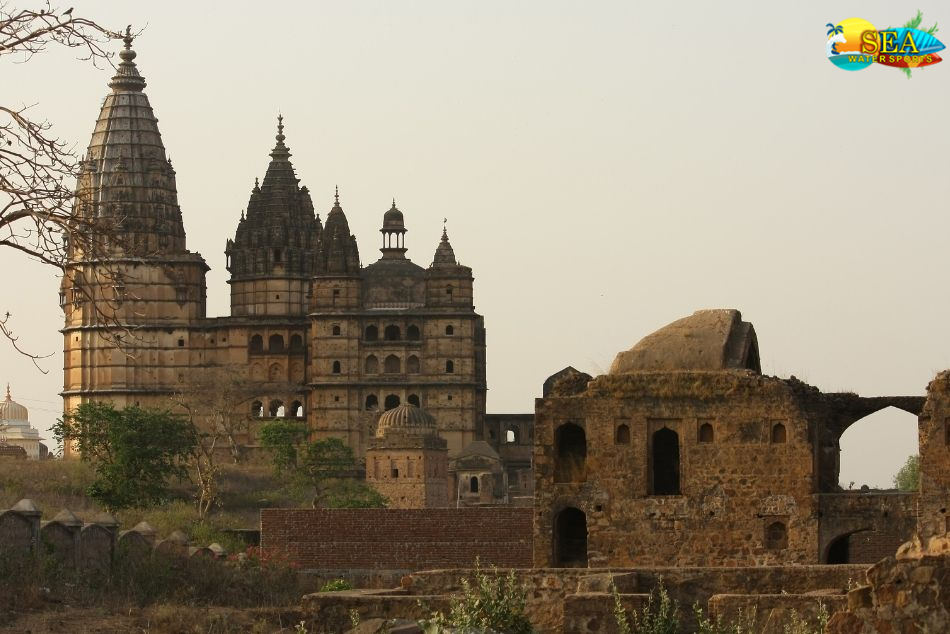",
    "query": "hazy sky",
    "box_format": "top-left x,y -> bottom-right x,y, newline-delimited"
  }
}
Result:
3,1 -> 948,487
